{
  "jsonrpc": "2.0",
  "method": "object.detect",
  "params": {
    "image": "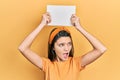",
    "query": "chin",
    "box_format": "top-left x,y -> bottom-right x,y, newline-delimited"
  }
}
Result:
57,56 -> 69,61
62,57 -> 69,61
